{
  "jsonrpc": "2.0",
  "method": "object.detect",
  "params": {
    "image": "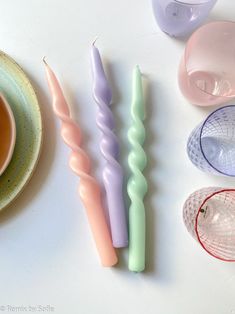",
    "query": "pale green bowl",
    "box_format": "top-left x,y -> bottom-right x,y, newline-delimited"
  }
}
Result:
0,51 -> 42,210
